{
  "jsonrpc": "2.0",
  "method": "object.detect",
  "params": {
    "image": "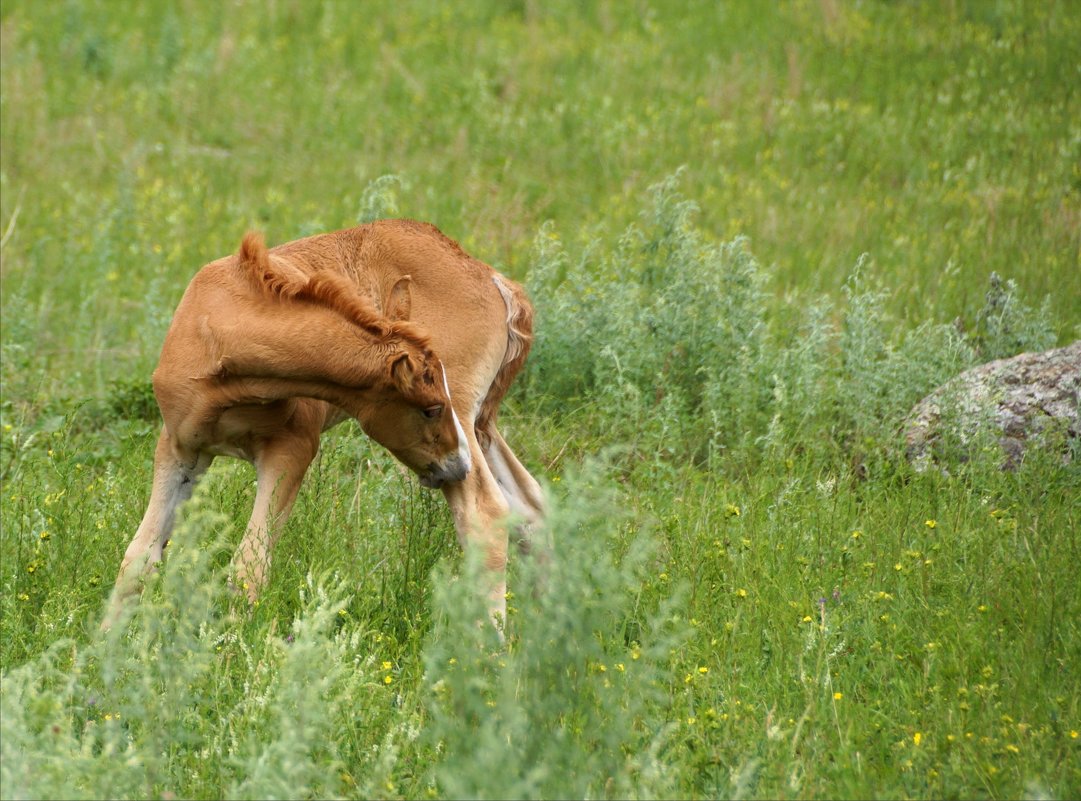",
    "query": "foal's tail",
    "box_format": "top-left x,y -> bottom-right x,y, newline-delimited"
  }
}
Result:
477,274 -> 534,441
237,232 -> 430,350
